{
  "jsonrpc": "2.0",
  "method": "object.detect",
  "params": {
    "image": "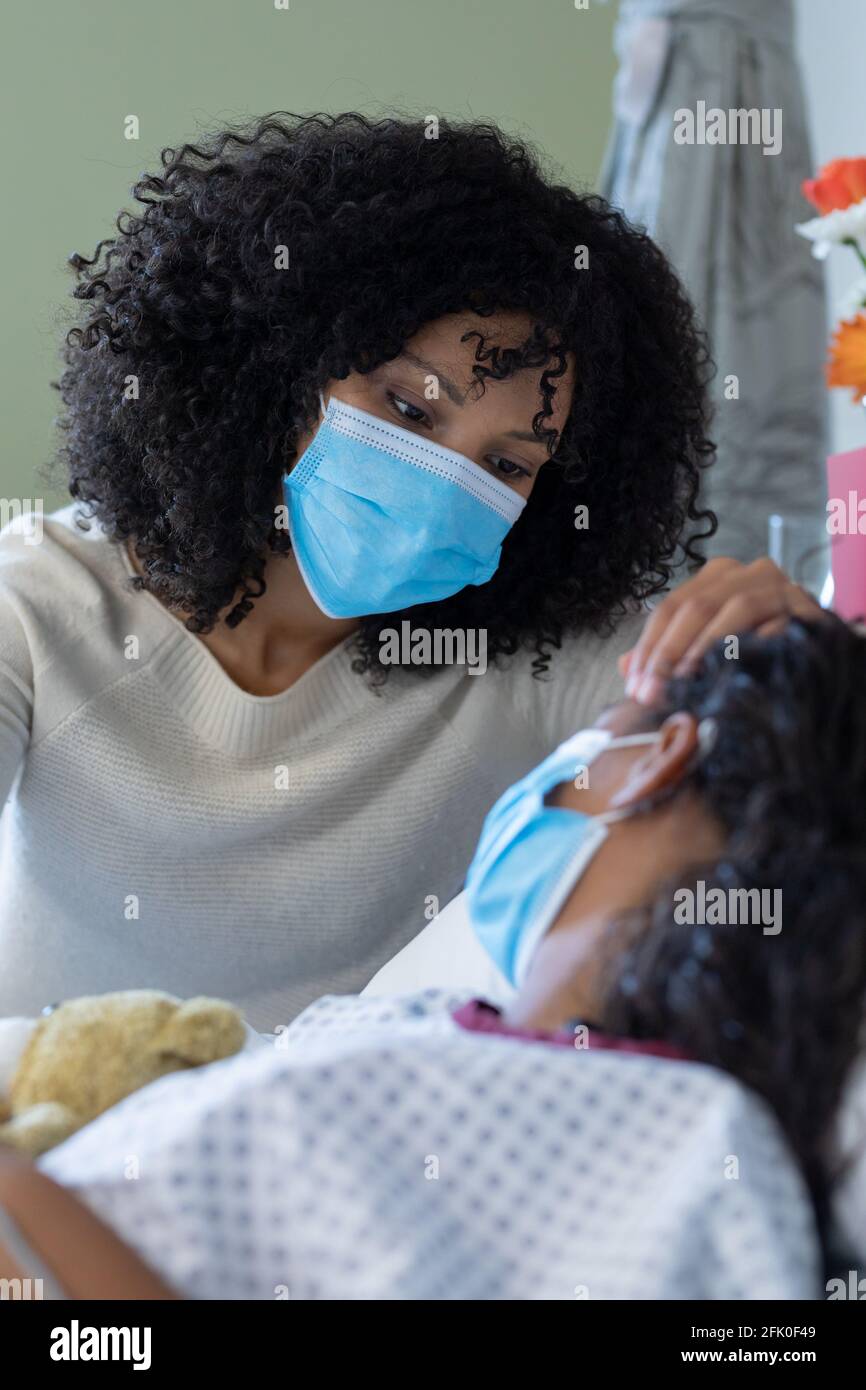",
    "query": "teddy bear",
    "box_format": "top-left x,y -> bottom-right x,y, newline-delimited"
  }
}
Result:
0,989 -> 251,1157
